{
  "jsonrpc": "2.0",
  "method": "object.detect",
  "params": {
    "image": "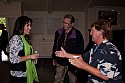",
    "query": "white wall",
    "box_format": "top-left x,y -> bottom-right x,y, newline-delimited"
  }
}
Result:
24,11 -> 85,37
24,11 -> 86,58
0,2 -> 21,17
